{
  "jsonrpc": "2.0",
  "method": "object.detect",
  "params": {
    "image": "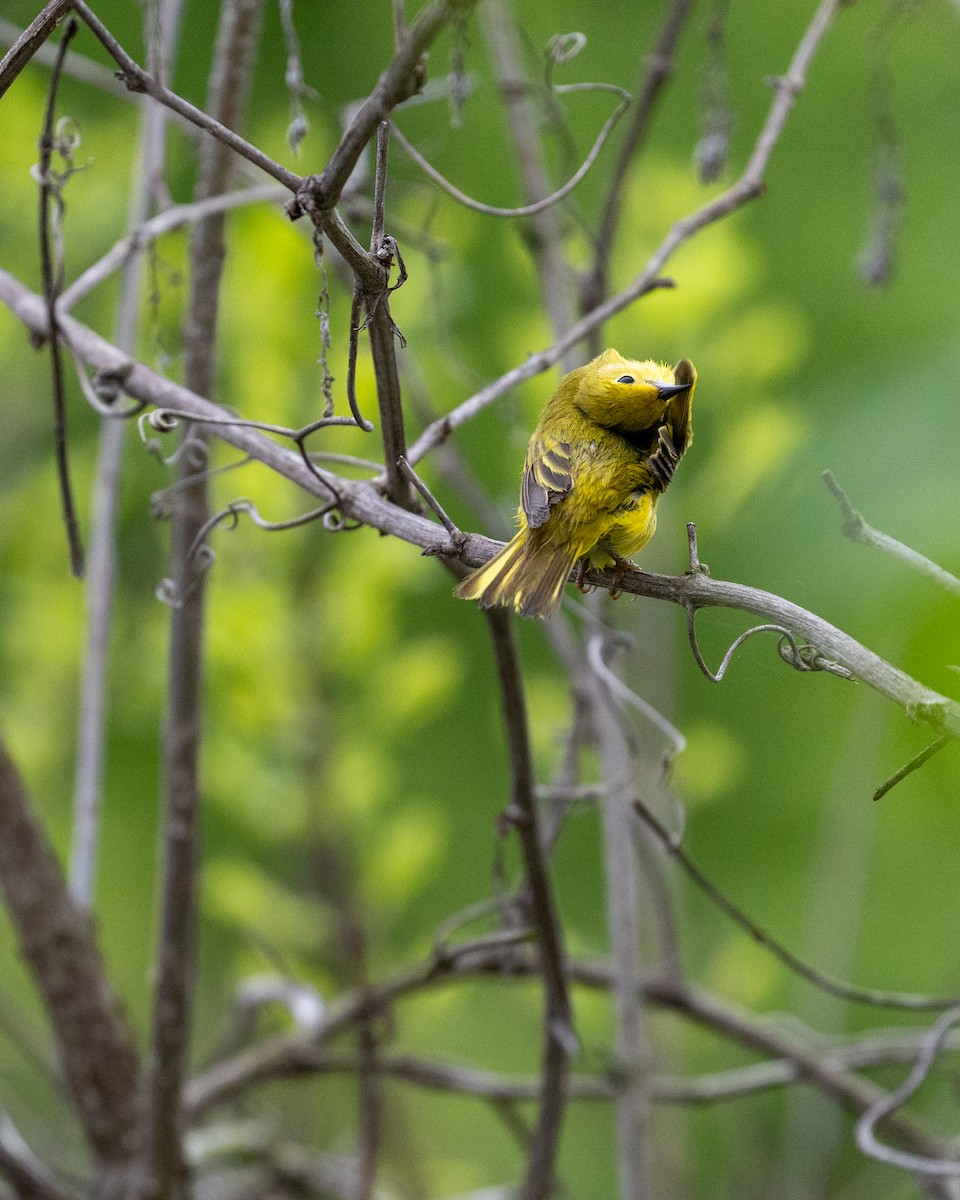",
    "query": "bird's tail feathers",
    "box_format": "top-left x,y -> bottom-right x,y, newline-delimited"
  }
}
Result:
454,533 -> 577,620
